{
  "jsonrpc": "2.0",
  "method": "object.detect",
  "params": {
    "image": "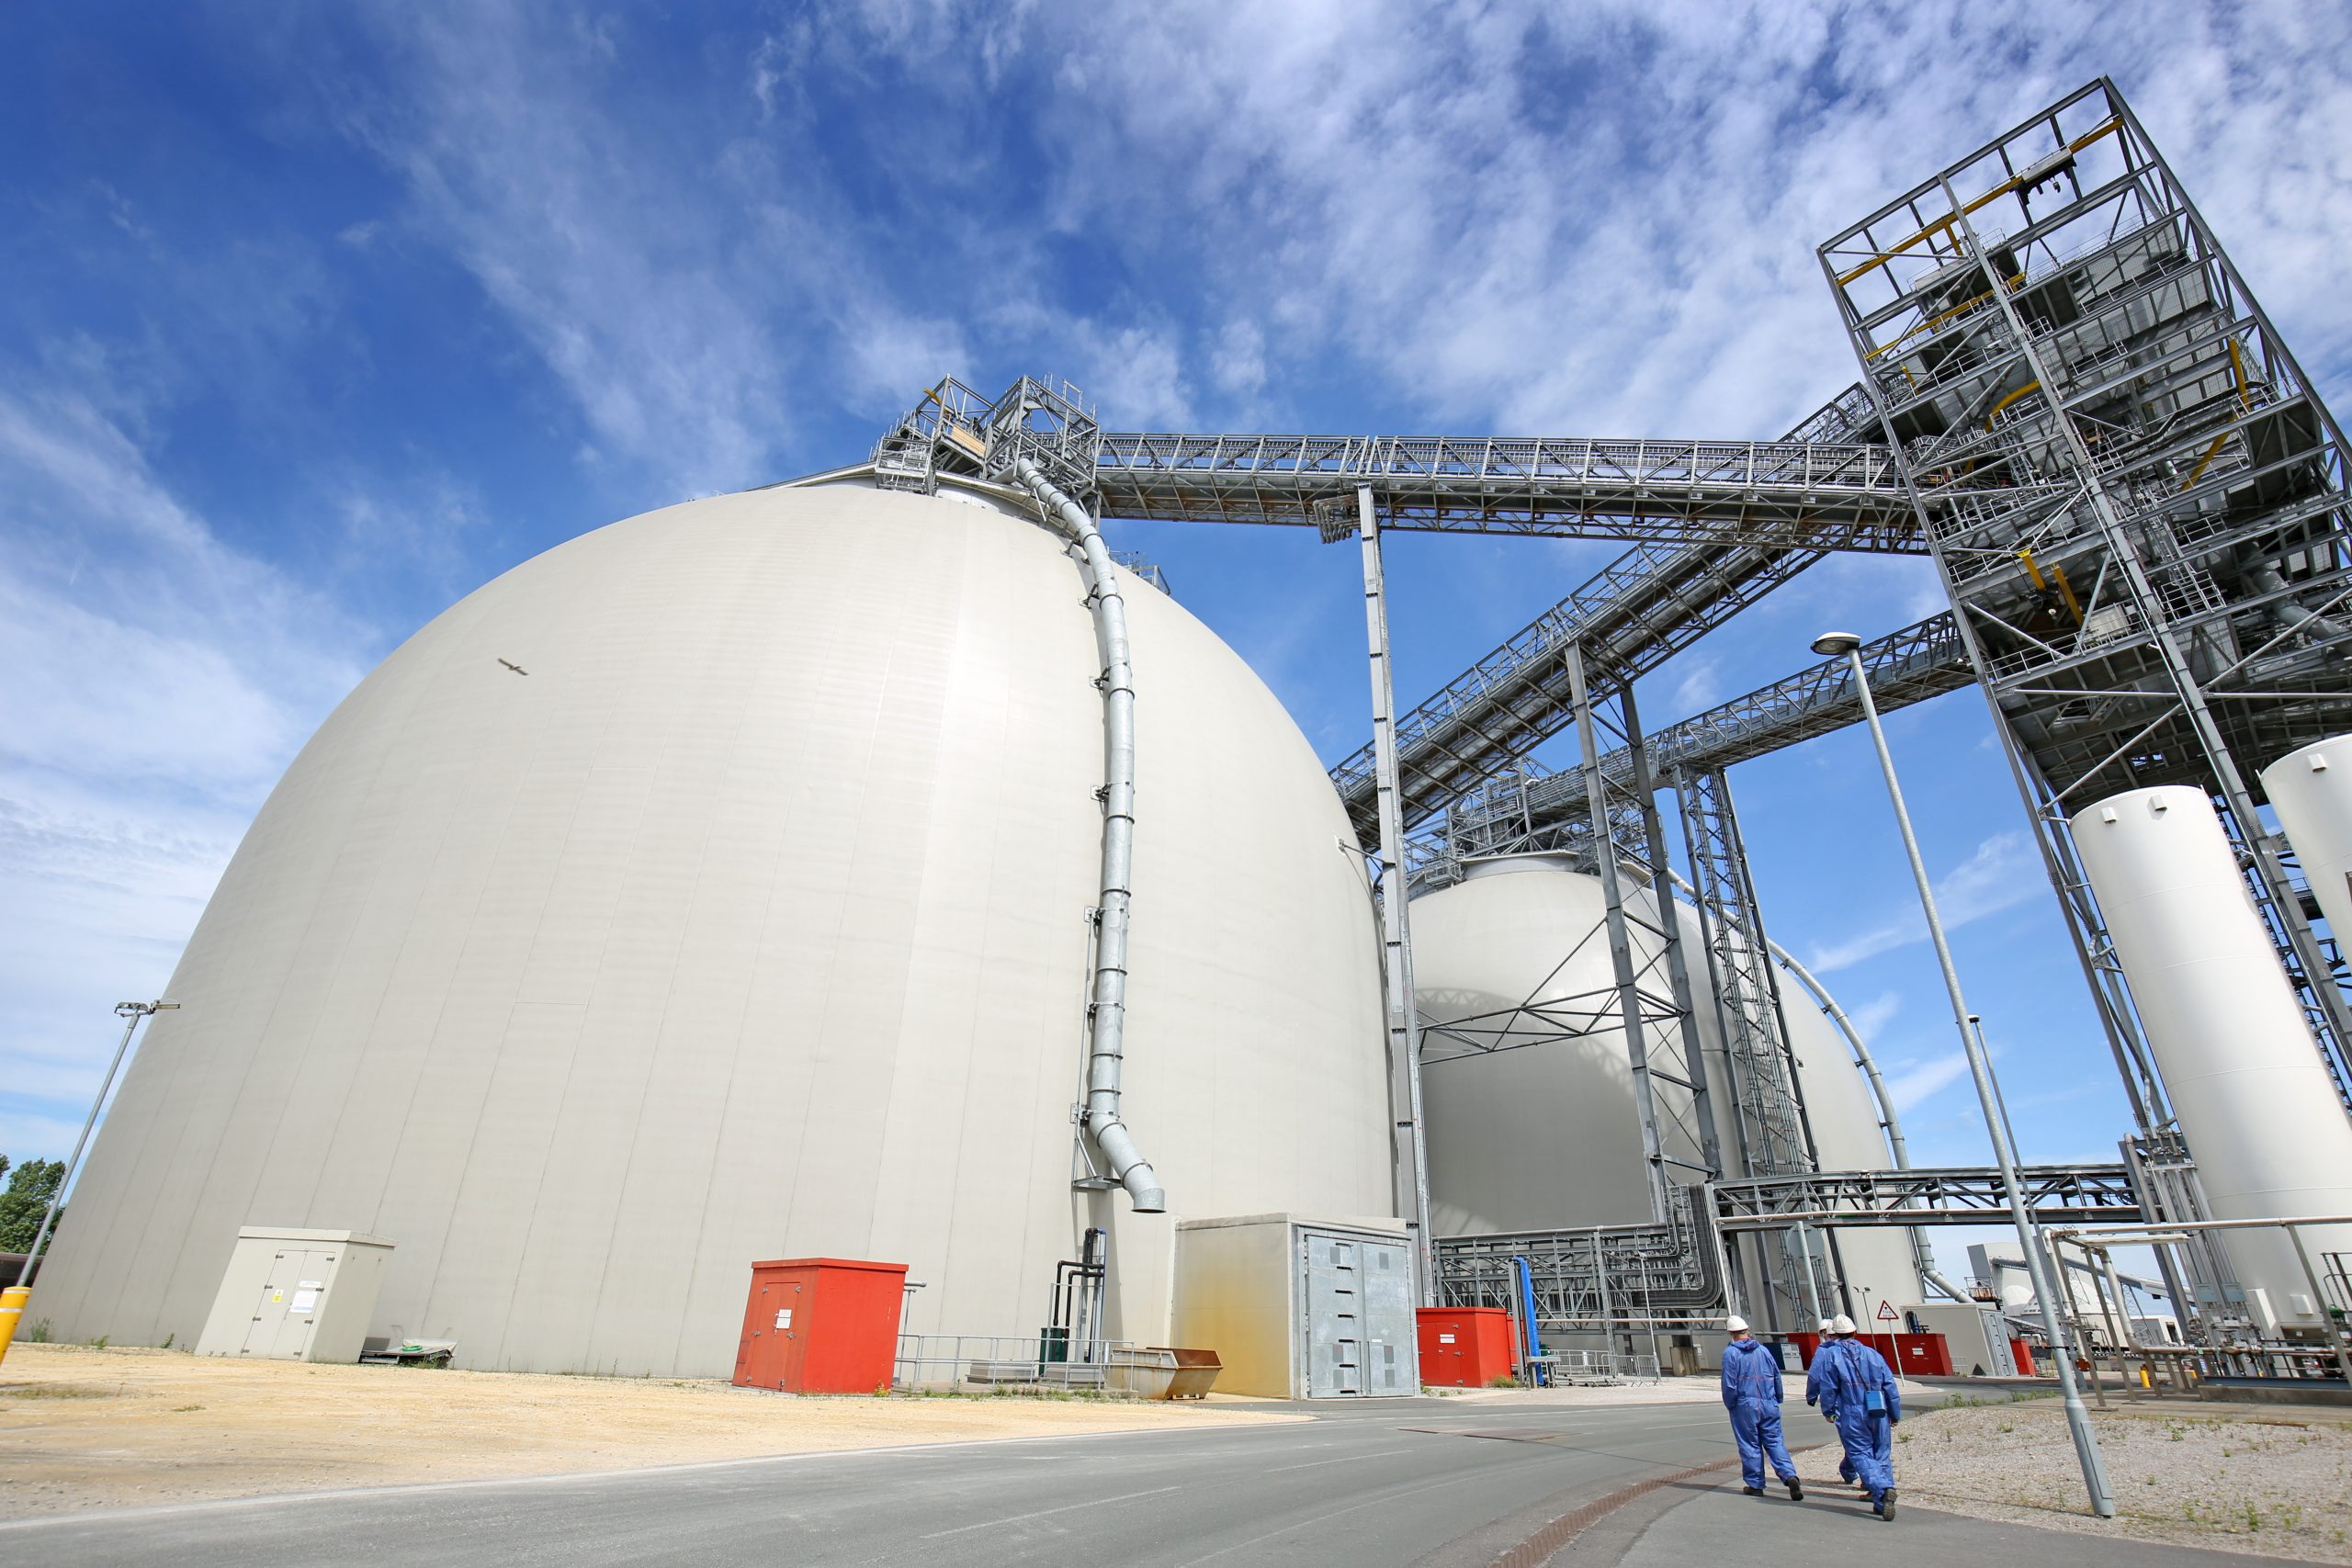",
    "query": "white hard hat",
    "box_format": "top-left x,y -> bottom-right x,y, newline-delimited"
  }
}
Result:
1816,1318 -> 1836,1335
1832,1314 -> 1858,1335
1725,1314 -> 1749,1333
